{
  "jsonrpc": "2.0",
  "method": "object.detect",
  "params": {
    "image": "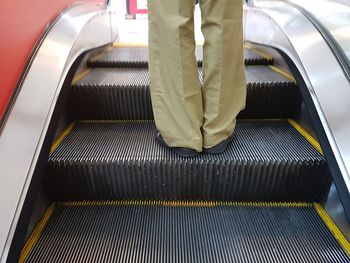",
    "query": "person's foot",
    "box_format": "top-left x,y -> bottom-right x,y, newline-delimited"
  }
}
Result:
155,131 -> 199,157
204,134 -> 234,154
